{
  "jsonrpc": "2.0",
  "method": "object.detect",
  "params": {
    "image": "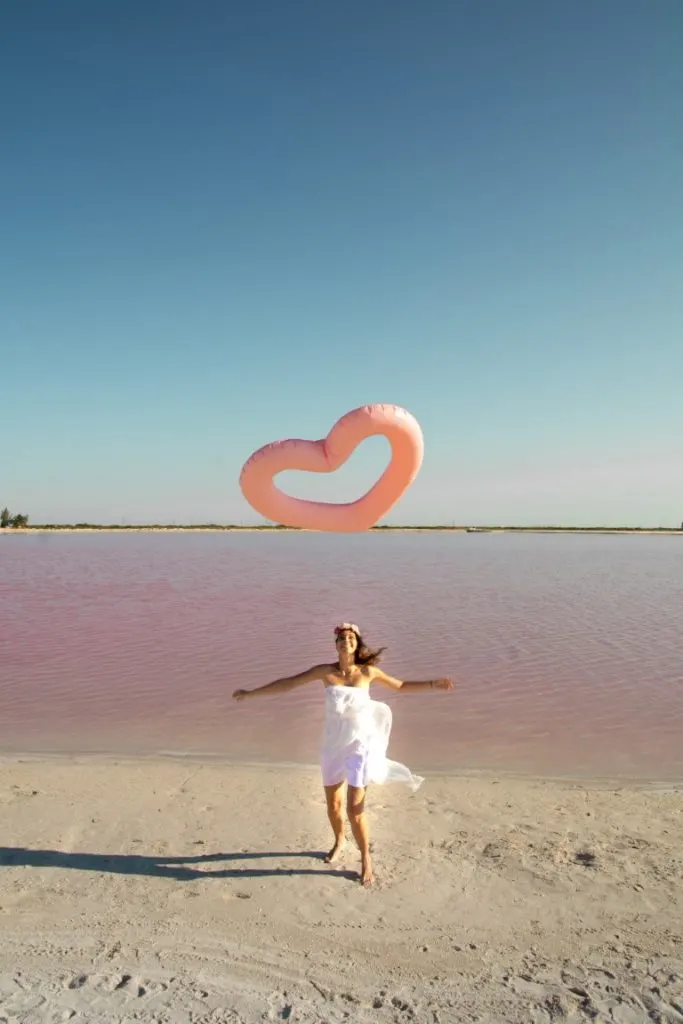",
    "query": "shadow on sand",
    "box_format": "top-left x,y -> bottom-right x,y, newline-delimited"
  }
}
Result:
0,847 -> 358,881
